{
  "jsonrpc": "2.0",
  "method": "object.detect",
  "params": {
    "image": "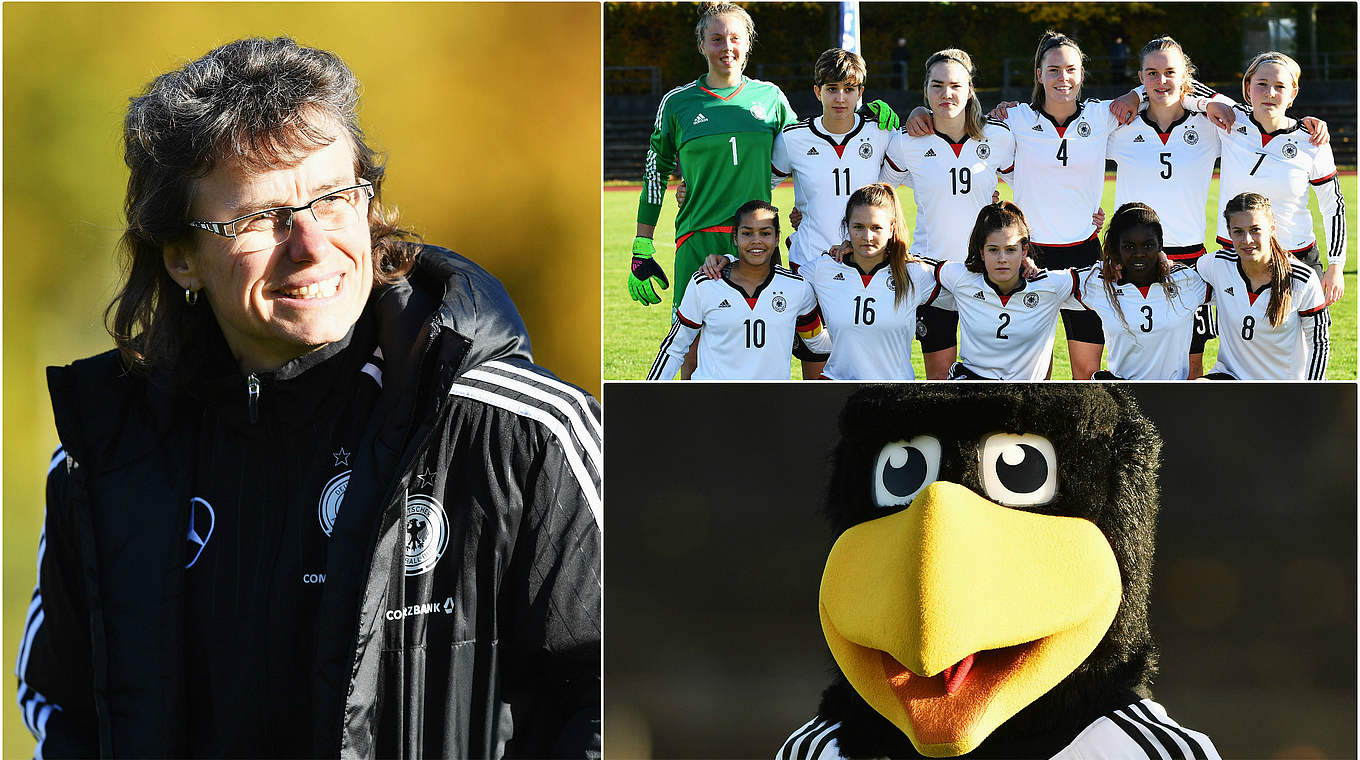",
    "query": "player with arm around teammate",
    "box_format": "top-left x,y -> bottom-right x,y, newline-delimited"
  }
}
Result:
881,48 -> 1015,380
1214,51 -> 1346,306
647,200 -> 829,380
1198,192 -> 1329,380
772,48 -> 900,379
797,184 -> 947,380
1107,36 -> 1226,378
934,201 -> 1085,380
1077,203 -> 1211,380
